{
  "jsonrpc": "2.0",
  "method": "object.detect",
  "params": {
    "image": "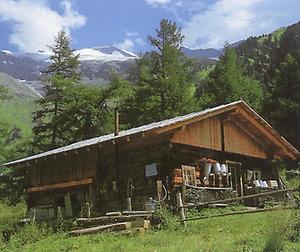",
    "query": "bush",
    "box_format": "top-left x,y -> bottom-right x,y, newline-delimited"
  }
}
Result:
152,207 -> 180,230
0,202 -> 26,233
7,222 -> 50,249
